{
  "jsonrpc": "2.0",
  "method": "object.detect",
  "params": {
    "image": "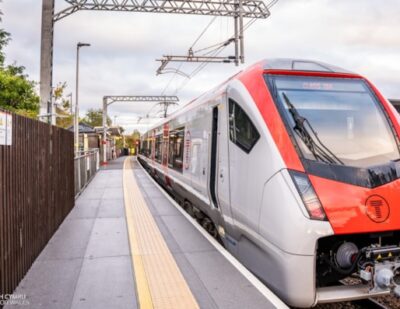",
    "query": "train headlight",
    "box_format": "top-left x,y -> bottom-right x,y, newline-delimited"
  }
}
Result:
289,170 -> 327,221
